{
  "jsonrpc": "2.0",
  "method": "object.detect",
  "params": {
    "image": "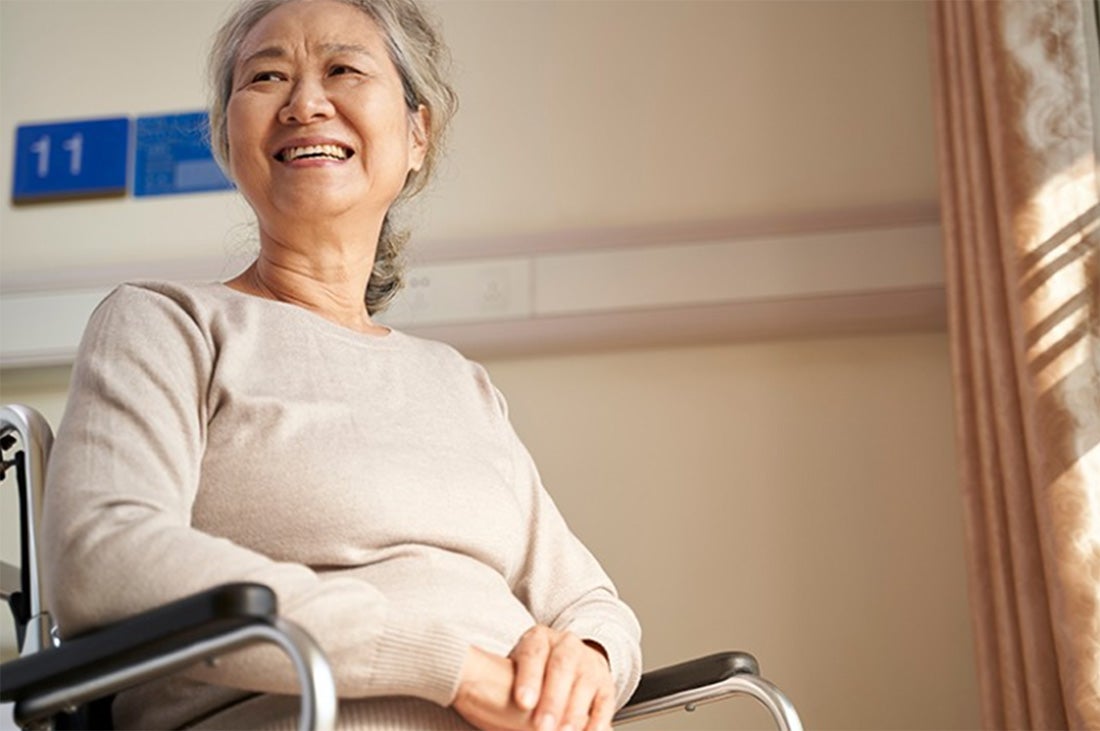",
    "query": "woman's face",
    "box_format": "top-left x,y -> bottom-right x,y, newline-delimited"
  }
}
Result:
226,0 -> 427,233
